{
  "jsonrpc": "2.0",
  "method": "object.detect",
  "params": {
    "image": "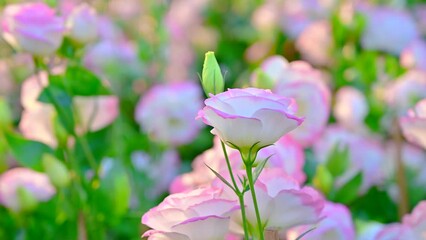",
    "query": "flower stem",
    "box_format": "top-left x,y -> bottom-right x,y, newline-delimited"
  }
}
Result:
246,163 -> 264,240
220,141 -> 249,240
